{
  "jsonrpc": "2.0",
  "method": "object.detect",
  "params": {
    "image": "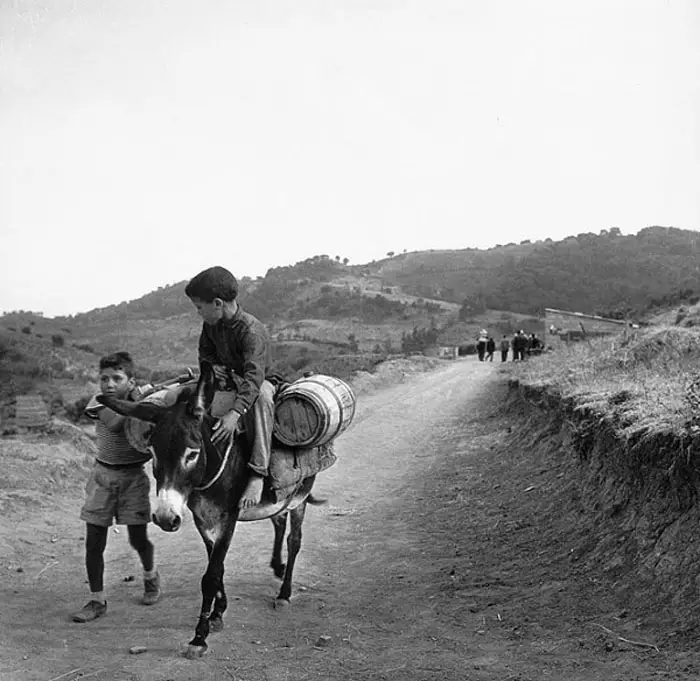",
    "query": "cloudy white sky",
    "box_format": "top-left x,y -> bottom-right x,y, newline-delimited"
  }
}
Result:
1,0 -> 698,317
